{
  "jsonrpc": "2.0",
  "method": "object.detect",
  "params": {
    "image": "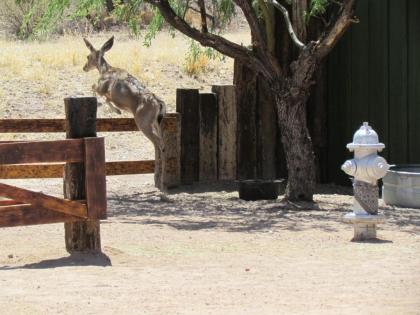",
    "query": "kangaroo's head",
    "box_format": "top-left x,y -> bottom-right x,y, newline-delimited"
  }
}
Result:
83,36 -> 114,72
